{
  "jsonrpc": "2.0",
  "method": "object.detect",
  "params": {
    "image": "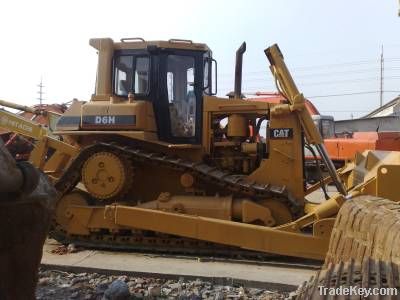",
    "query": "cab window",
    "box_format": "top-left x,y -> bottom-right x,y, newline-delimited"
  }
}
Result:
321,119 -> 335,139
114,56 -> 150,96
